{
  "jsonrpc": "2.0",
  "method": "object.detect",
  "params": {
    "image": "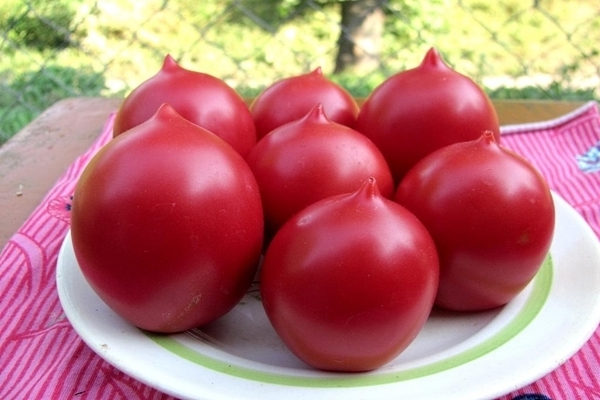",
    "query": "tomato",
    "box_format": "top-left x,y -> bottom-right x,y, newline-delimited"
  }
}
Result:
260,178 -> 439,372
113,54 -> 256,157
395,131 -> 555,311
246,104 -> 394,236
355,47 -> 500,185
71,104 -> 264,333
250,67 -> 359,139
